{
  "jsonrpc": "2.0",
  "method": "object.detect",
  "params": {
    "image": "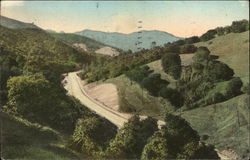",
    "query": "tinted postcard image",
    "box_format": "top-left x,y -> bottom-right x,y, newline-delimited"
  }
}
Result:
0,1 -> 249,159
